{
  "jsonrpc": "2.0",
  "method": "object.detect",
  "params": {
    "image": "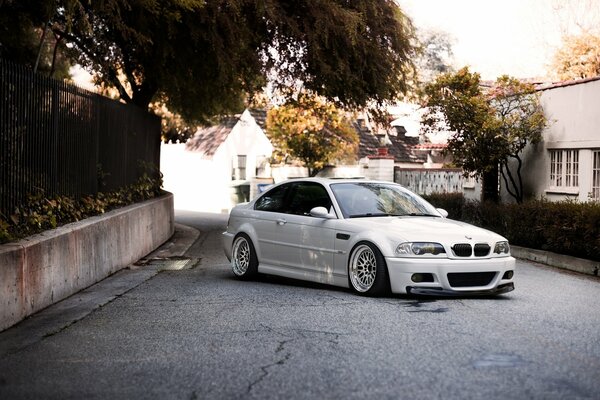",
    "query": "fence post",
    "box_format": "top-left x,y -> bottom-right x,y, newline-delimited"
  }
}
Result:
50,81 -> 59,196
